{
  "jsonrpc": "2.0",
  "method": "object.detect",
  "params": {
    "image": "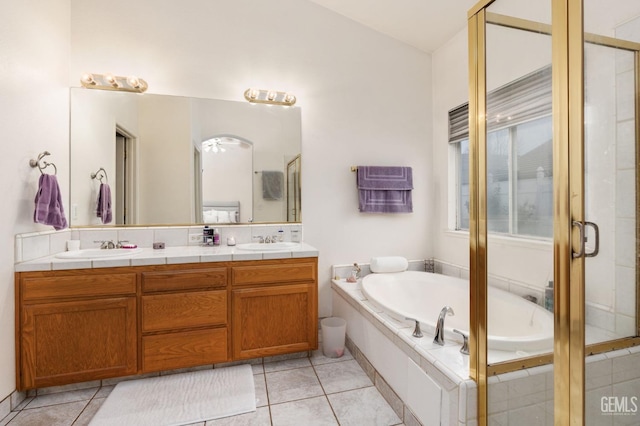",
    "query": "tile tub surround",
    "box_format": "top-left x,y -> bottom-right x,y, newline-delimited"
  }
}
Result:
14,224 -> 312,272
331,278 -> 477,425
333,267 -> 640,425
432,259 -> 634,343
0,350 -> 403,426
